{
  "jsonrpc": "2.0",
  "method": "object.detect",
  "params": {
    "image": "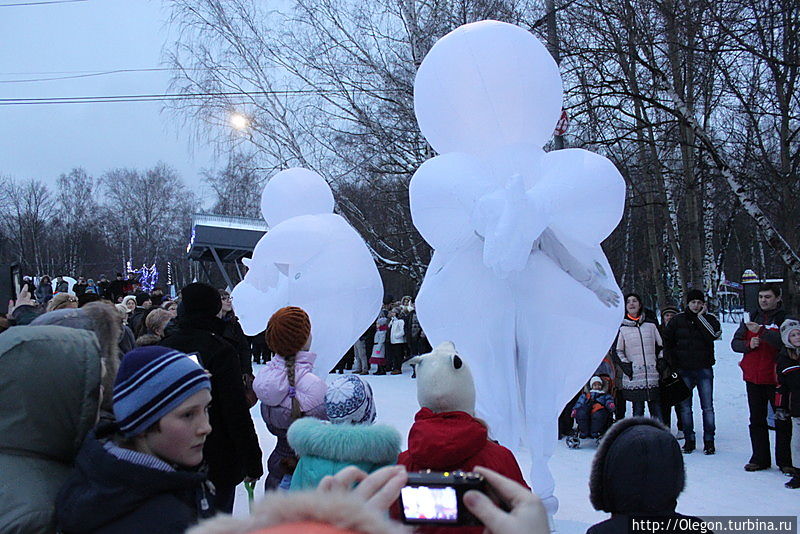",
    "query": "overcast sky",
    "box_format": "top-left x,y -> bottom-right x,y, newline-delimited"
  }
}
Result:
0,0 -> 217,196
